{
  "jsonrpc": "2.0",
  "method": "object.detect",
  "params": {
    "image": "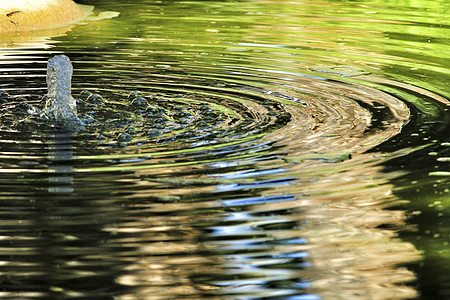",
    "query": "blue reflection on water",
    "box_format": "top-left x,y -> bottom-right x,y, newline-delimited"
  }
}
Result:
212,168 -> 288,180
217,178 -> 296,192
220,194 -> 297,206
